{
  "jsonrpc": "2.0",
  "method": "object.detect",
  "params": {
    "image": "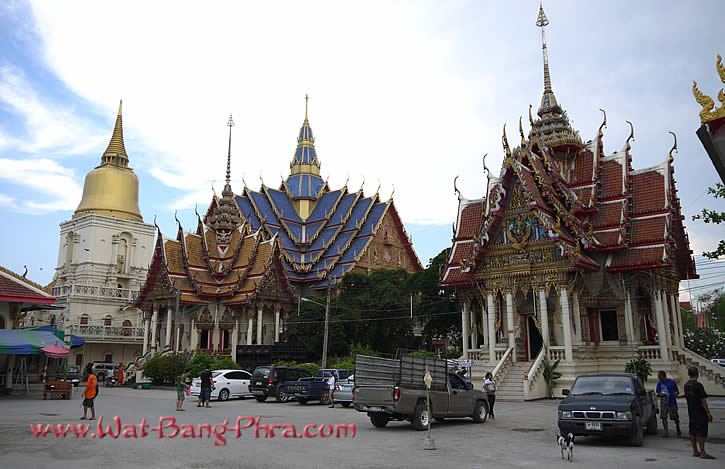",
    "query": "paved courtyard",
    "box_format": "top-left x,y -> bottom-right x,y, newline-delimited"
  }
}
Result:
0,386 -> 723,468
